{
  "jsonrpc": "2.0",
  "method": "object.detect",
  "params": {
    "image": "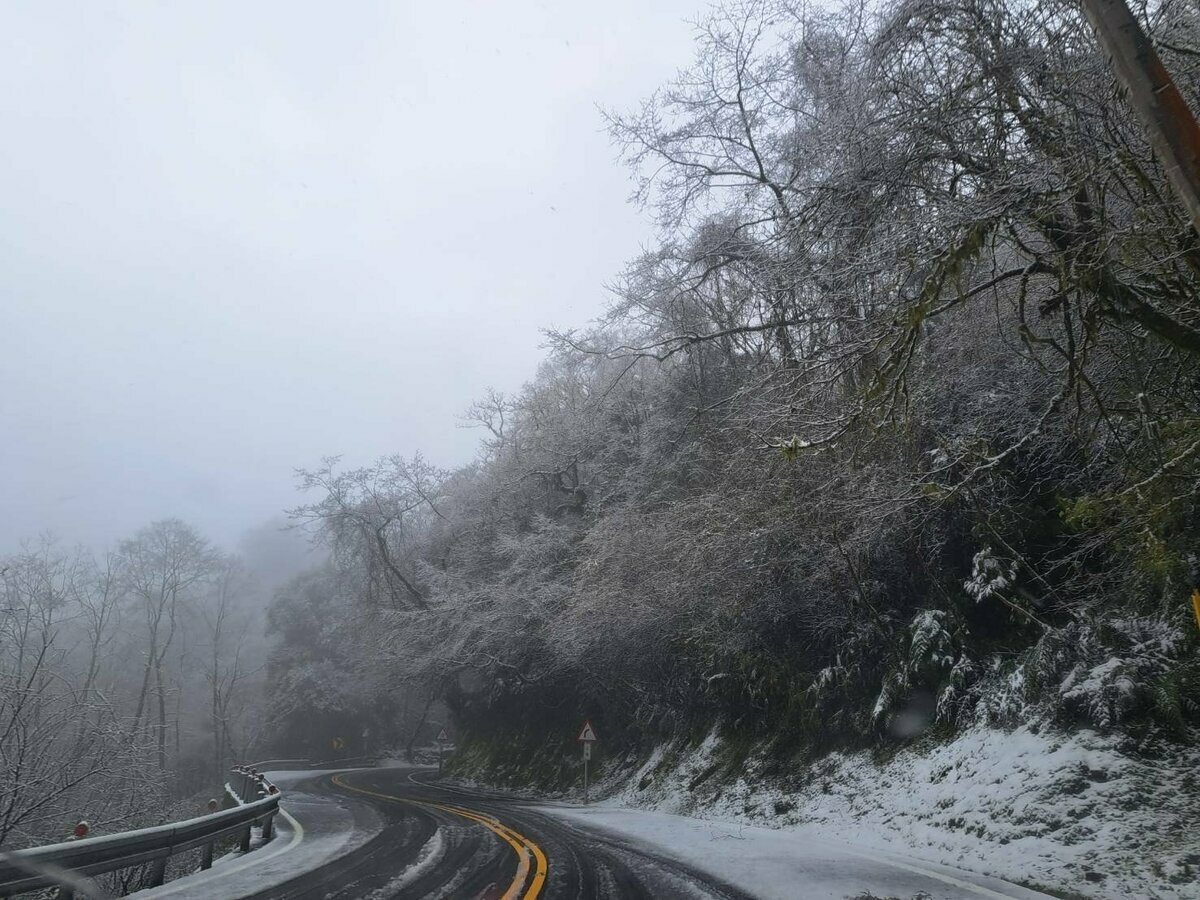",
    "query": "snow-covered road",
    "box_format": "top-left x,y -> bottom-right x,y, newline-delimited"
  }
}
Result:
130,766 -> 1059,899
539,805 -> 1056,900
